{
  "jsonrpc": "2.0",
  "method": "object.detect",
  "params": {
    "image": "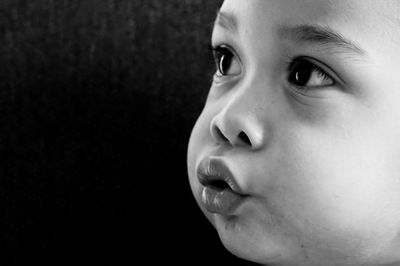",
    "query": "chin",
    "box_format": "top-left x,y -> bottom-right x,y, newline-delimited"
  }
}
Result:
211,213 -> 289,266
